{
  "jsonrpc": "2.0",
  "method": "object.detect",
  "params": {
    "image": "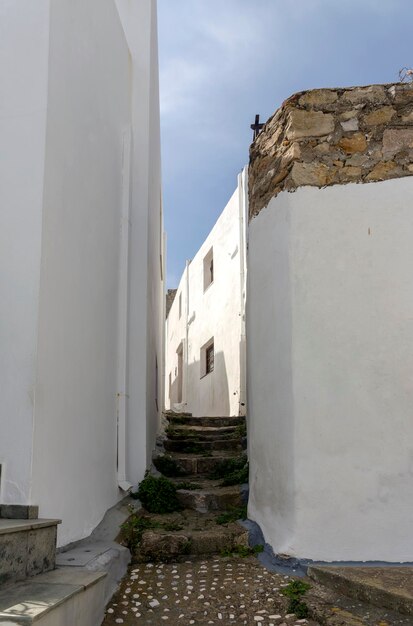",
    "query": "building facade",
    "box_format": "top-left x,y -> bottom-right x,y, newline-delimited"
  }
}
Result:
0,0 -> 164,547
165,168 -> 248,417
247,83 -> 413,562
